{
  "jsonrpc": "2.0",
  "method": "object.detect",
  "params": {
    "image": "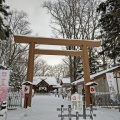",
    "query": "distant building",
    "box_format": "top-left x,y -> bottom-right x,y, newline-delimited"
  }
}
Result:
60,77 -> 71,92
72,66 -> 120,93
33,76 -> 61,93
